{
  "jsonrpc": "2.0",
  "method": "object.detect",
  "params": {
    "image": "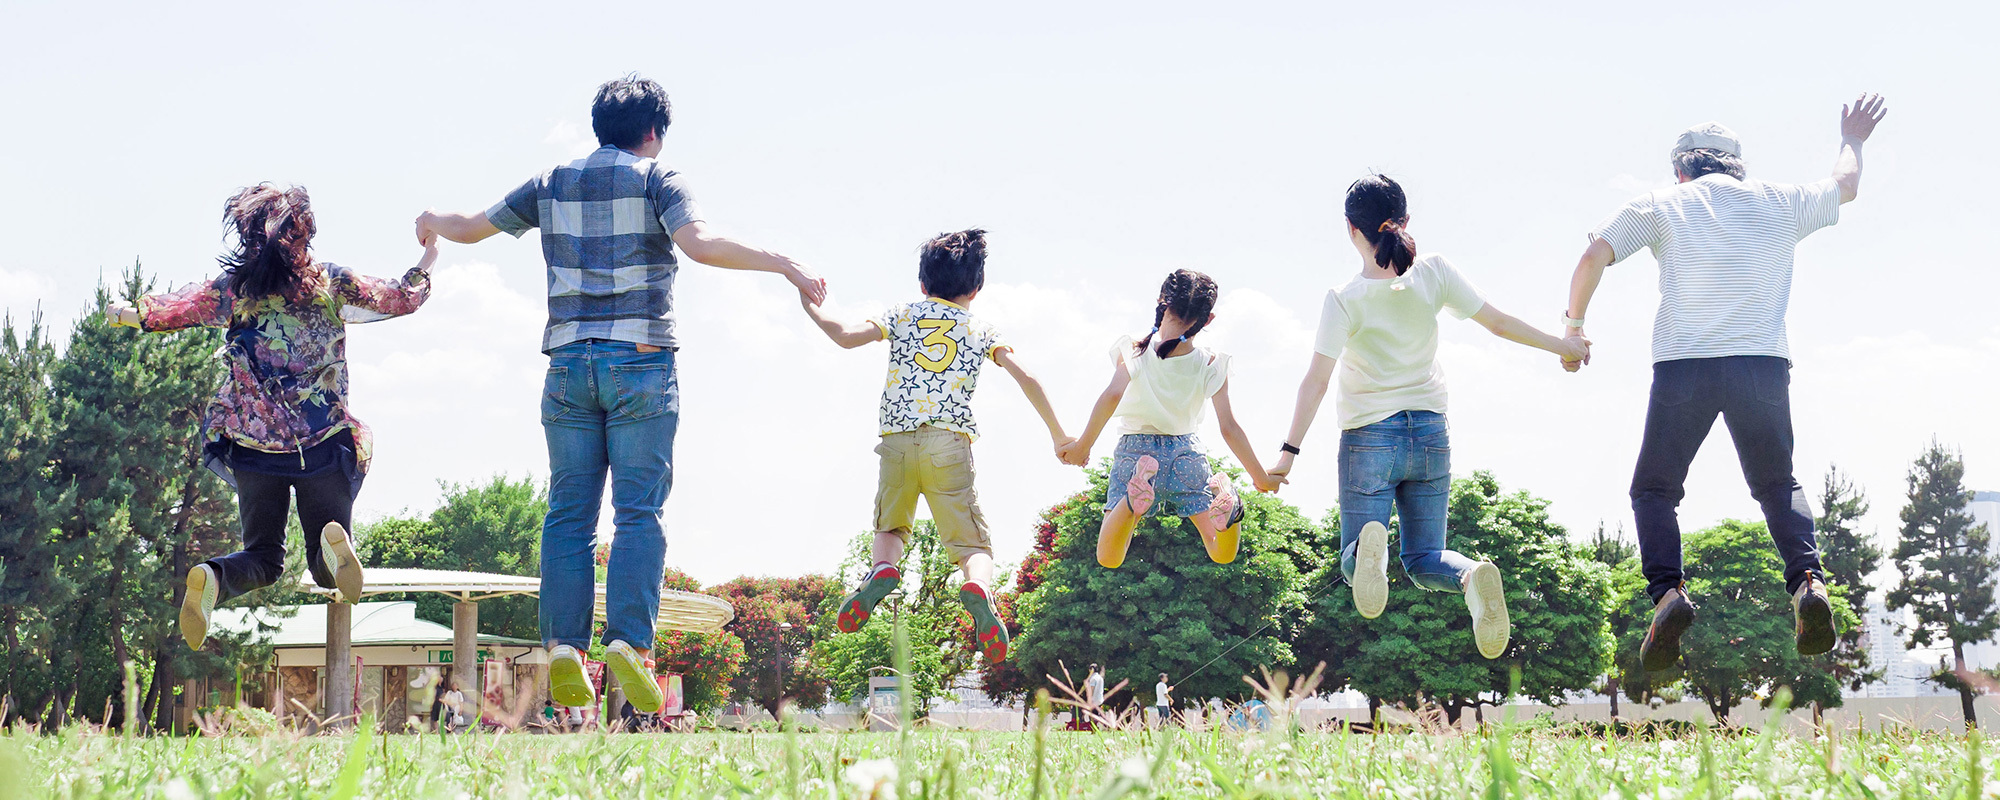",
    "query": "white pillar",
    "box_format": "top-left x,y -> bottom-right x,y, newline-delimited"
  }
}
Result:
325,603 -> 353,730
452,601 -> 479,700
